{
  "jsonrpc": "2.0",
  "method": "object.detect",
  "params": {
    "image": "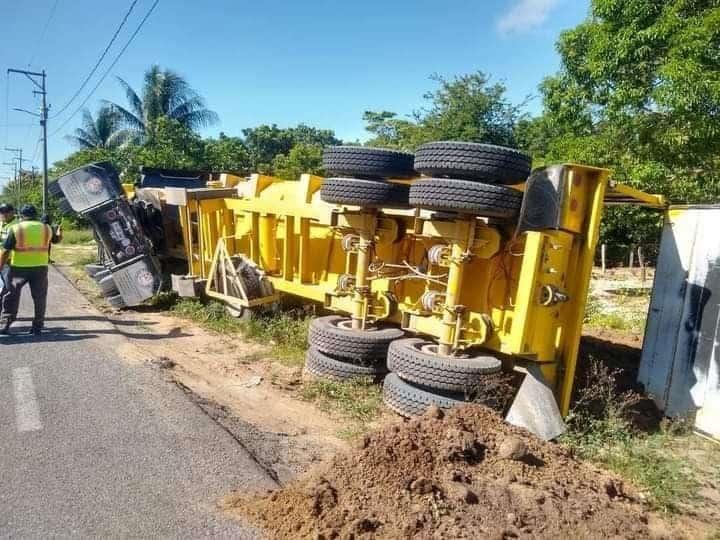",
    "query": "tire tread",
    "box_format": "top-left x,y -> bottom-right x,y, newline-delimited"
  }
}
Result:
305,347 -> 387,381
414,142 -> 531,184
388,338 -> 501,392
409,178 -> 523,218
382,373 -> 465,417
